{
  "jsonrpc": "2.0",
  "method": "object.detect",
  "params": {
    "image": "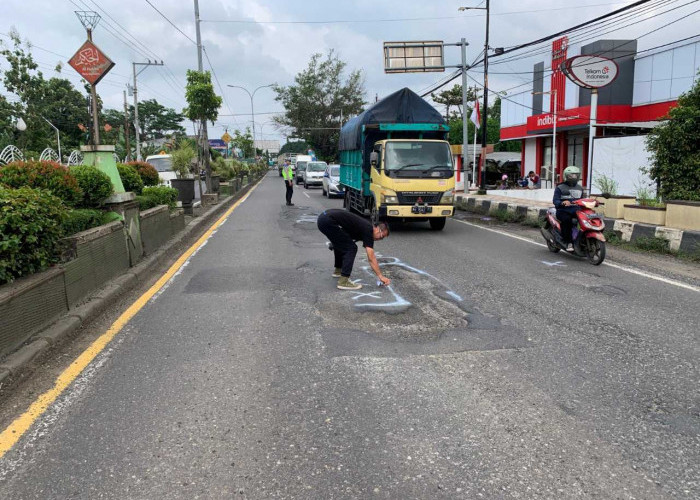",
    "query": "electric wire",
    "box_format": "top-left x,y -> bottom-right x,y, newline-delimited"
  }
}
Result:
143,0 -> 197,45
